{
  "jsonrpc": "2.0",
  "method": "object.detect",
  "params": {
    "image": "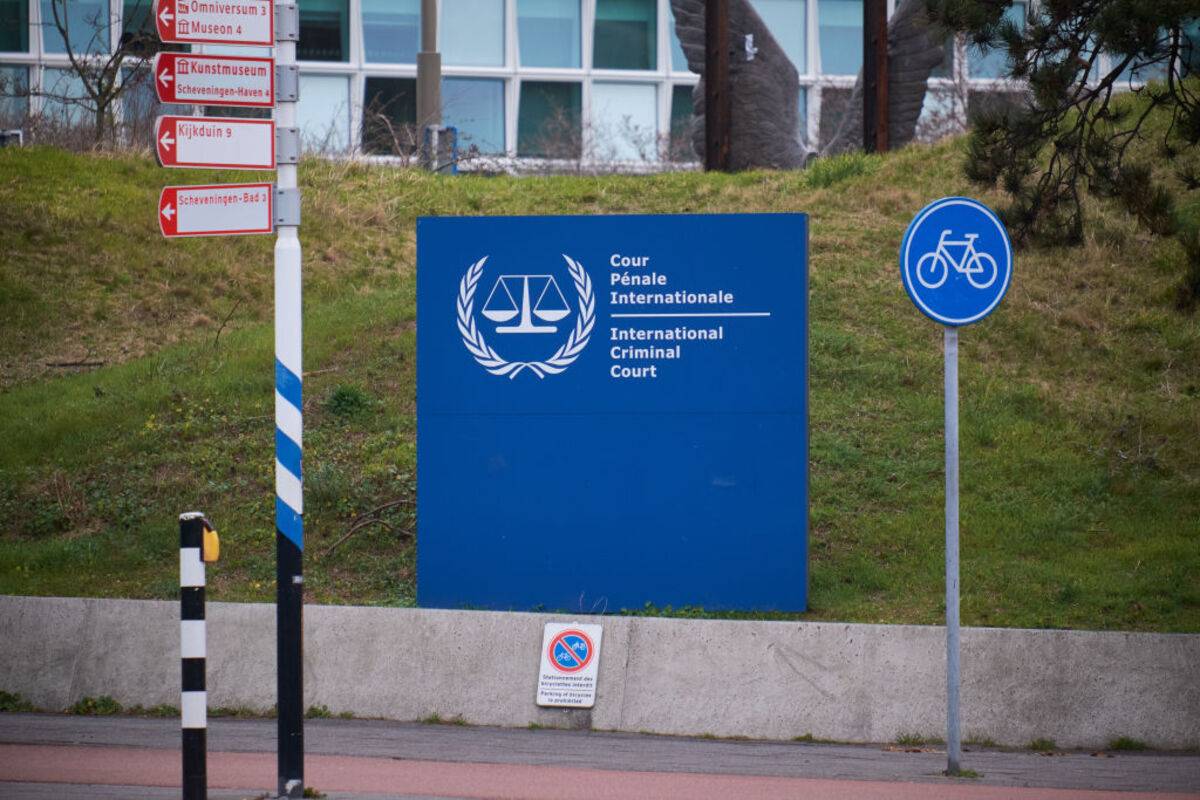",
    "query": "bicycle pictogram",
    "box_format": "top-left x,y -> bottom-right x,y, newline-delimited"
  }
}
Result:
916,229 -> 998,290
